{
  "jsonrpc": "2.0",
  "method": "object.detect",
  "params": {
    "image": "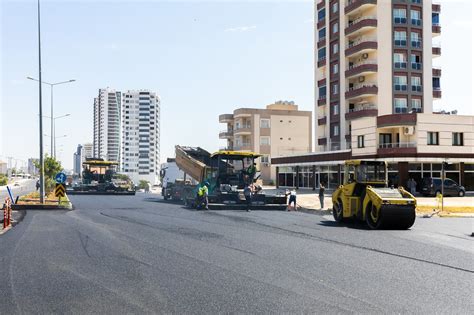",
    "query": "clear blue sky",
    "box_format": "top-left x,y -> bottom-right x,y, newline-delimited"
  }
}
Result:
0,0 -> 472,170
